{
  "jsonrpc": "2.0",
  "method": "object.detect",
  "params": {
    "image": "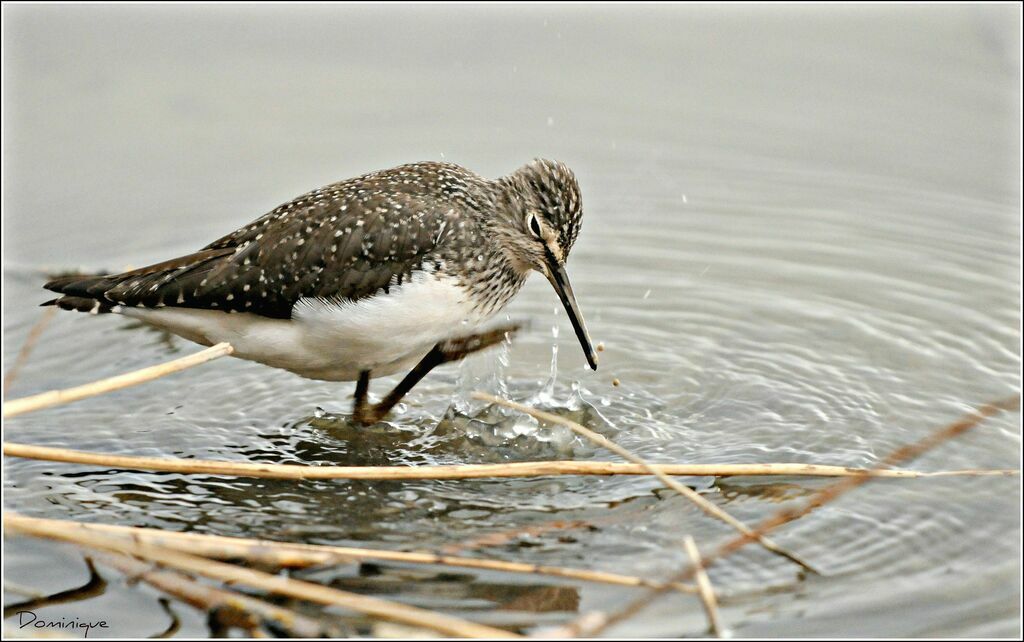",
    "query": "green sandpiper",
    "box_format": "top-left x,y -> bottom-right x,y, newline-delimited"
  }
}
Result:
43,159 -> 597,424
